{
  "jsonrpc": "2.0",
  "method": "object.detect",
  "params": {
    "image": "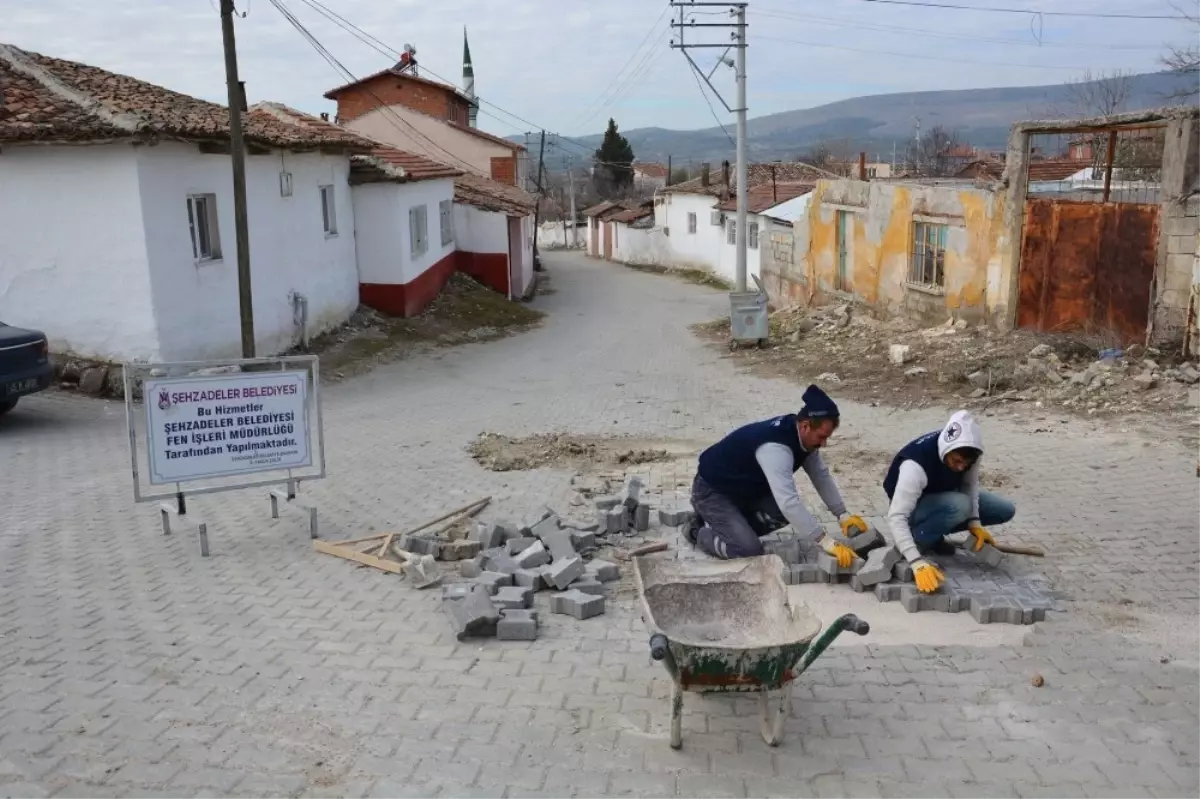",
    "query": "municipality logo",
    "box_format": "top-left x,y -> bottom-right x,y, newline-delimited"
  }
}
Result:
158,390 -> 172,410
